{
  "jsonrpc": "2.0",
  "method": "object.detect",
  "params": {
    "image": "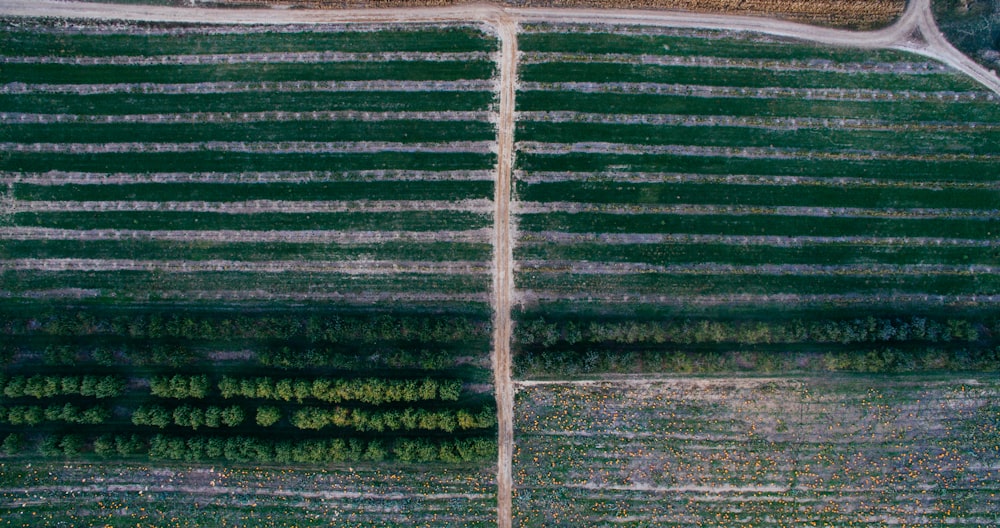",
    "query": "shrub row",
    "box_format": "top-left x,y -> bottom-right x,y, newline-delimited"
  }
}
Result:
0,403 -> 109,425
218,376 -> 462,404
149,374 -> 211,399
290,405 -> 495,432
6,312 -> 487,344
260,346 -> 459,370
131,404 -> 245,430
0,375 -> 125,399
516,316 -> 985,347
